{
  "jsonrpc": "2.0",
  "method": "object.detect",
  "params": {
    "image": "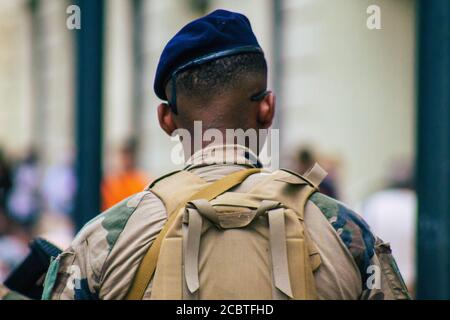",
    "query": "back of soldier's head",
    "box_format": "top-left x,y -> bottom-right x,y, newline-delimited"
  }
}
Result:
165,52 -> 268,131
154,10 -> 275,152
